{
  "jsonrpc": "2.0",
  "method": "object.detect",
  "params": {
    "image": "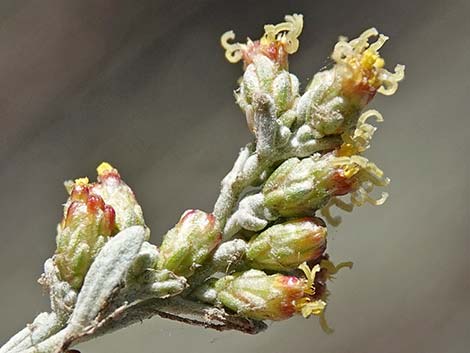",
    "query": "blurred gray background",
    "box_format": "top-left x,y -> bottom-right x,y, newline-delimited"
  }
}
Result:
0,0 -> 468,352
